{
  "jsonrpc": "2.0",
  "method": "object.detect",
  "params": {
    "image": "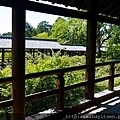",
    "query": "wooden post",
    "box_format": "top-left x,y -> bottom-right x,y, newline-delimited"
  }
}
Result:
108,63 -> 114,91
30,49 -> 32,55
45,50 -> 47,55
50,50 -> 52,56
85,1 -> 97,99
12,0 -> 25,120
56,72 -> 64,110
2,48 -> 4,63
32,49 -> 35,58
